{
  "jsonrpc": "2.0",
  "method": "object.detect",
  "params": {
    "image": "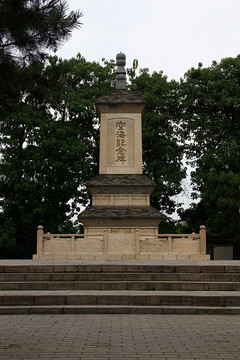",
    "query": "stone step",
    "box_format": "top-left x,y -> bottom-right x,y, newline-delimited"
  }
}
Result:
1,290 -> 240,307
0,281 -> 240,291
0,261 -> 239,315
1,264 -> 240,273
0,272 -> 240,282
0,304 -> 240,315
